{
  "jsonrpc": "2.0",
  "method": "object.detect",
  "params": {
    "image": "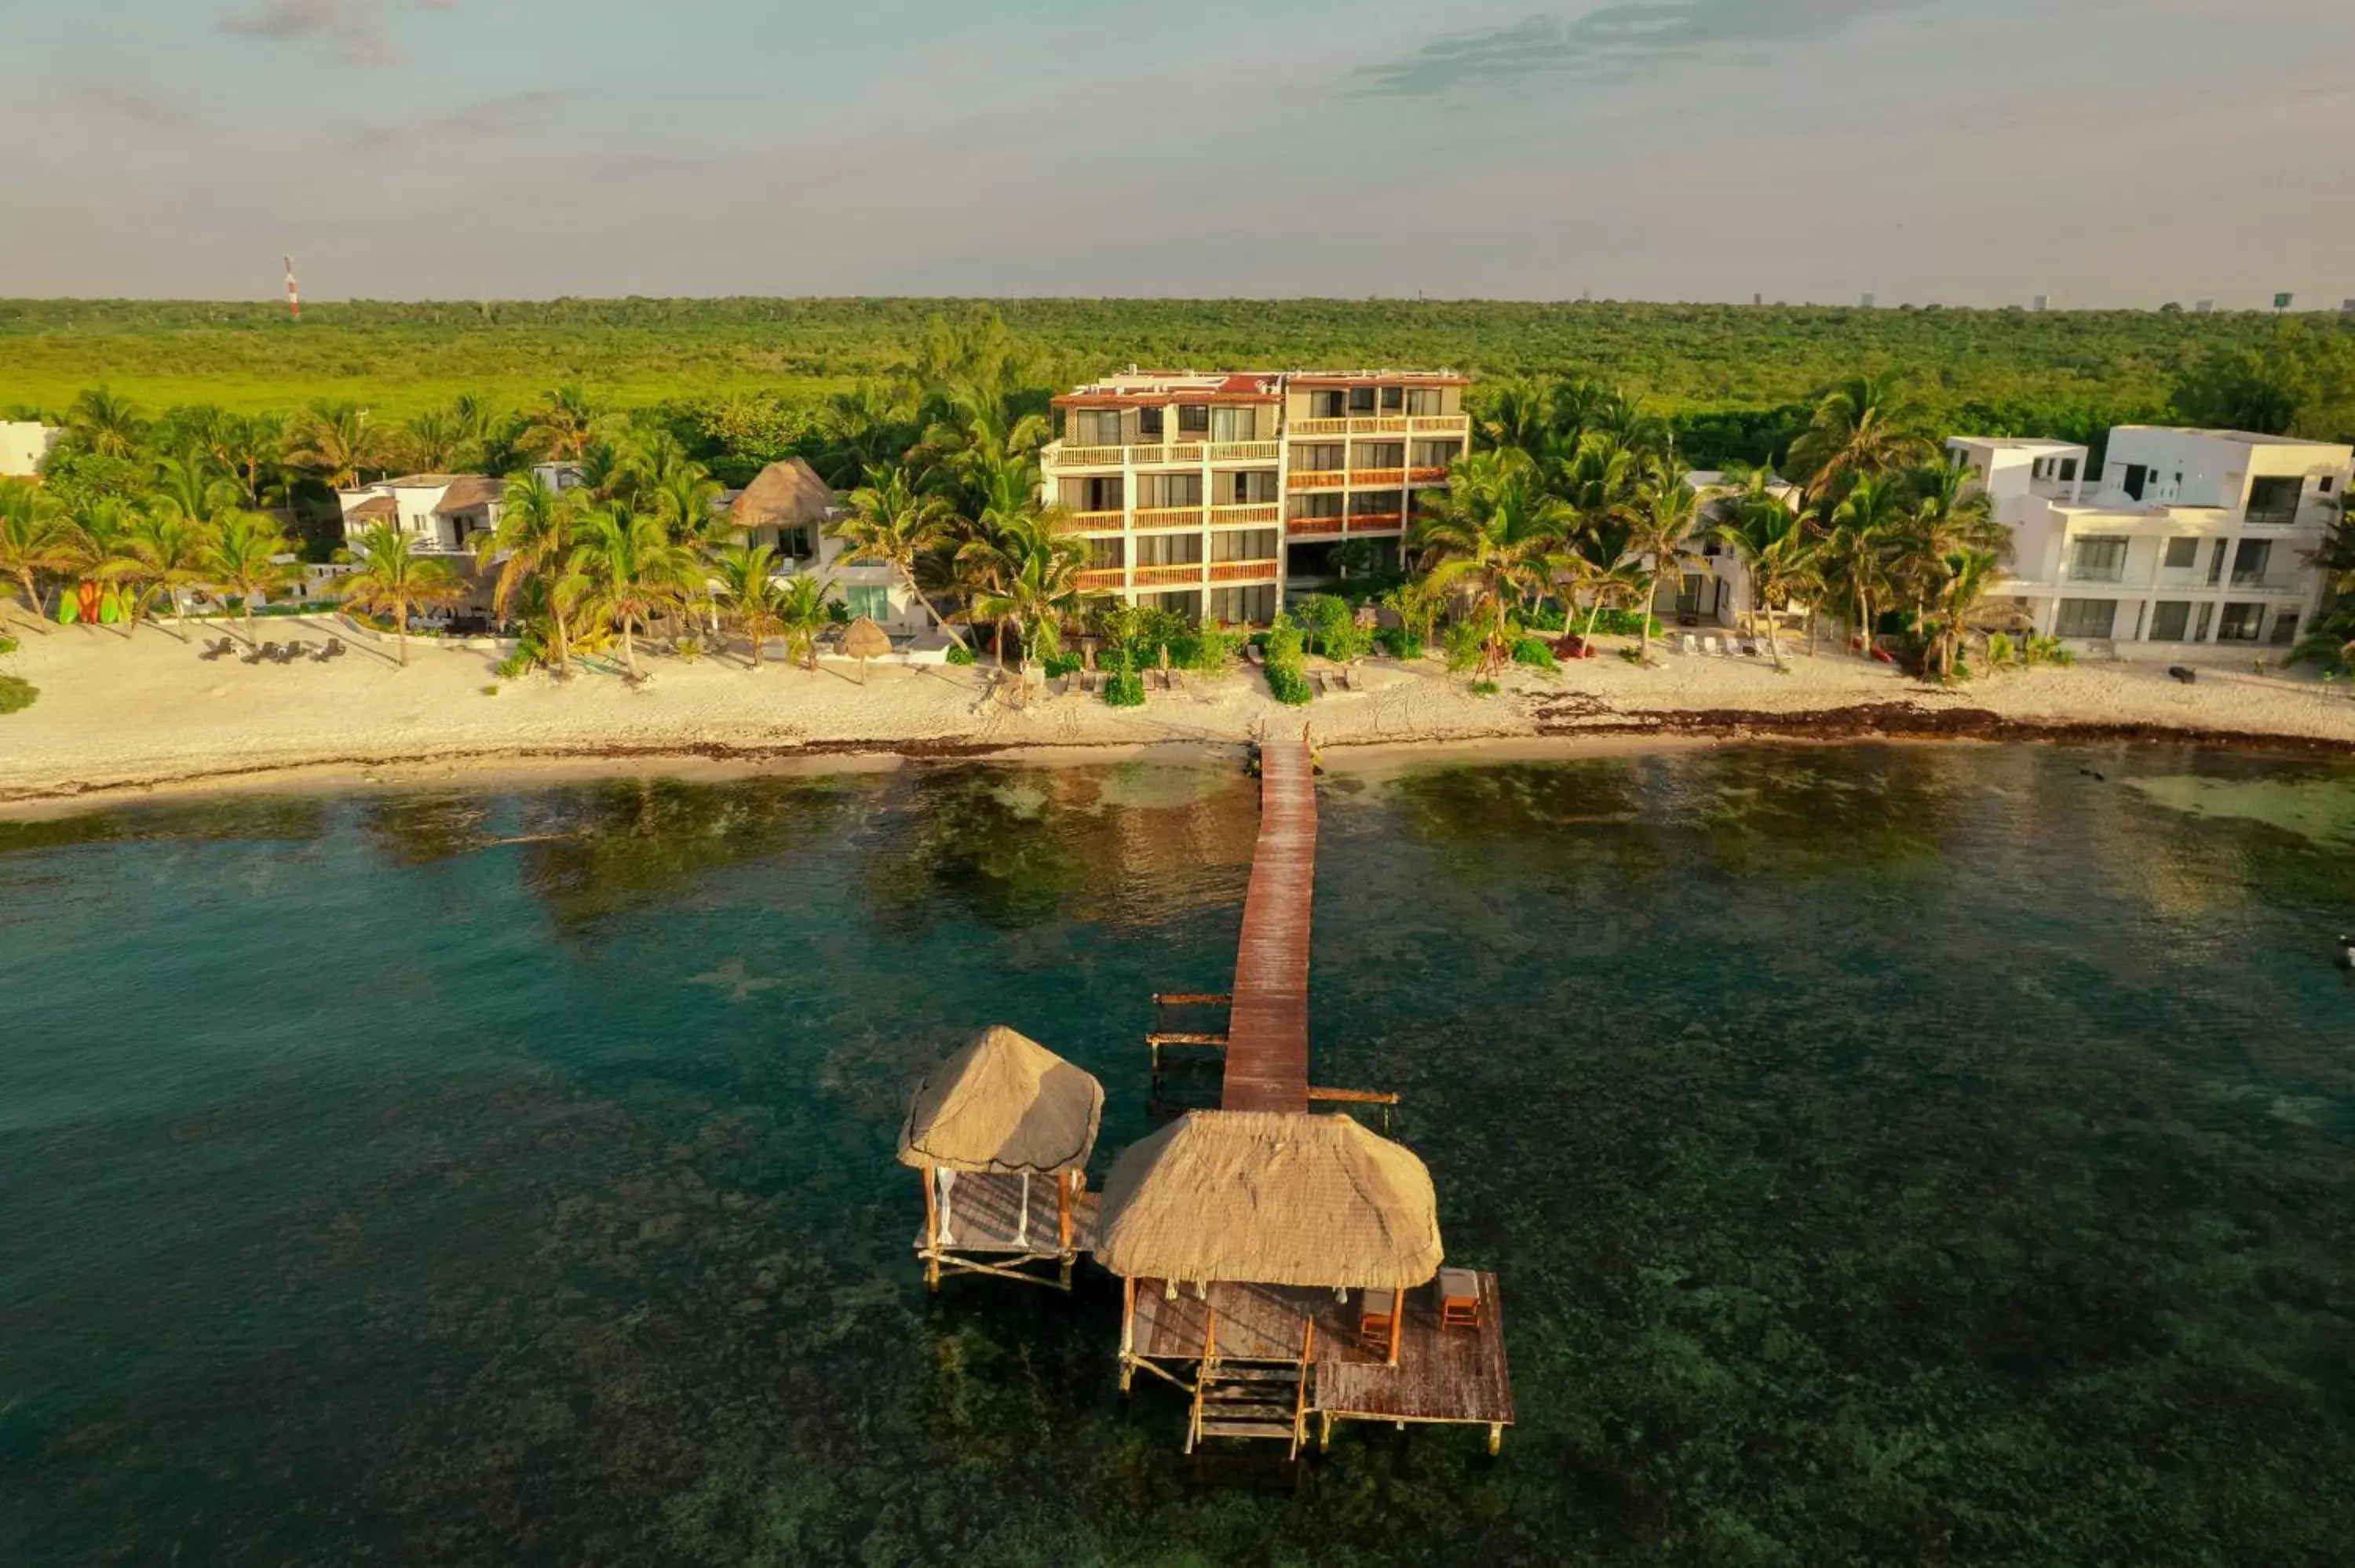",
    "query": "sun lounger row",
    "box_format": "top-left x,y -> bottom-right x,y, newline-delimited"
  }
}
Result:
200,635 -> 345,664
1678,633 -> 1765,658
